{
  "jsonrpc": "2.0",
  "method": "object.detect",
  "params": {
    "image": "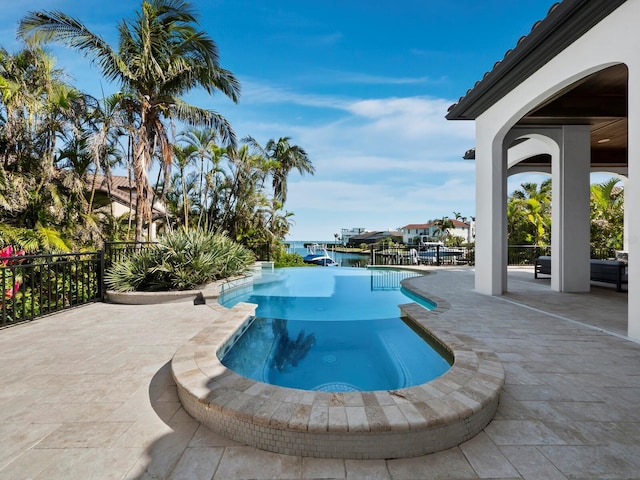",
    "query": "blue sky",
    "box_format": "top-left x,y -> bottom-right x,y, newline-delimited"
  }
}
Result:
2,1 -> 567,240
